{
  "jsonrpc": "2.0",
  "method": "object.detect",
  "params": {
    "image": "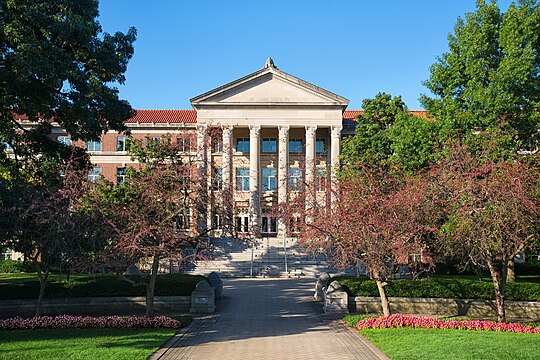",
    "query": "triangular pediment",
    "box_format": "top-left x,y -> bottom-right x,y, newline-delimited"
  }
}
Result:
191,62 -> 349,108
